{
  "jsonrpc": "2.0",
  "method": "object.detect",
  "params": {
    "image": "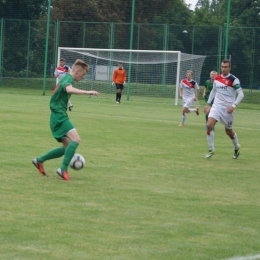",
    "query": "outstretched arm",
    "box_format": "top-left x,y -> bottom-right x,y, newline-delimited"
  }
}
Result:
66,85 -> 99,96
